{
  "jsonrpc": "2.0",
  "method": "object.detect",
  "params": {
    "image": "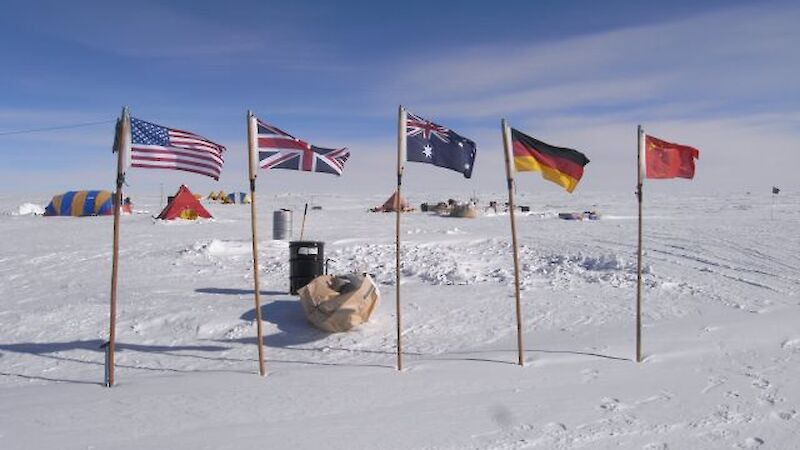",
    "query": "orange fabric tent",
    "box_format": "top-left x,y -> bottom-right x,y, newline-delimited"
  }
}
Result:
372,191 -> 413,212
157,185 -> 212,220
